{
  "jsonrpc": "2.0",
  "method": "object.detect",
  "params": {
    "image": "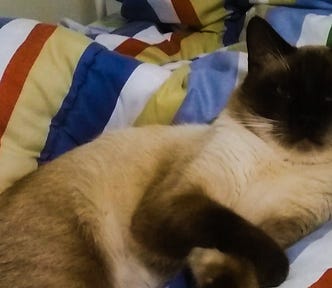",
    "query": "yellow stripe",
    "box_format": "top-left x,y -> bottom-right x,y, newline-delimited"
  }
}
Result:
0,26 -> 91,192
0,148 -> 39,192
134,64 -> 190,126
249,5 -> 274,20
191,1 -> 229,32
267,0 -> 296,4
136,46 -> 171,64
176,30 -> 221,59
136,31 -> 221,64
